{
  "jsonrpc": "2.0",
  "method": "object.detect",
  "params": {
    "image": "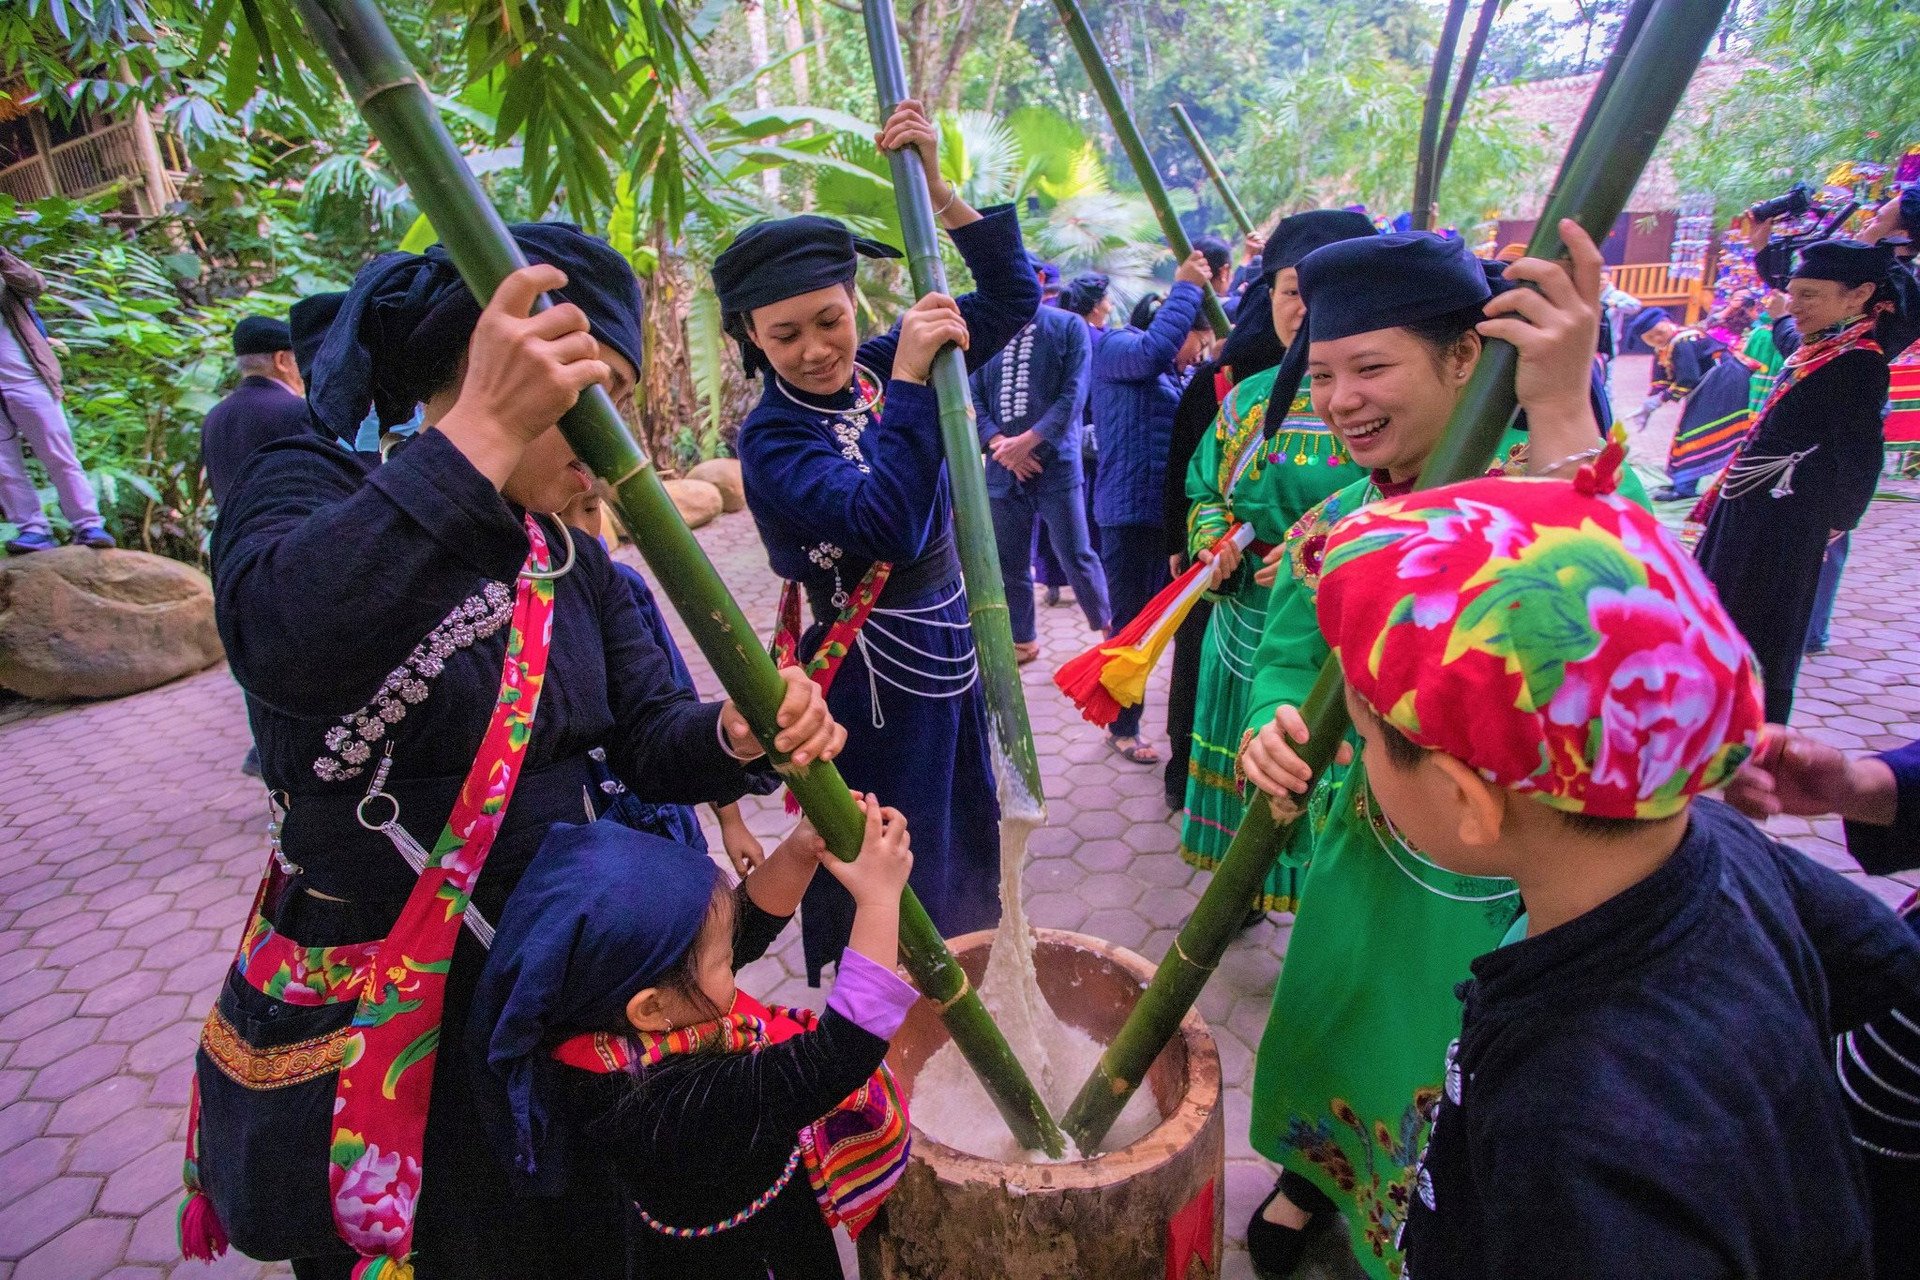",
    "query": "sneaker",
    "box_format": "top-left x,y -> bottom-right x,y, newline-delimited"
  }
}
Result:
73,525 -> 116,549
3,530 -> 57,554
